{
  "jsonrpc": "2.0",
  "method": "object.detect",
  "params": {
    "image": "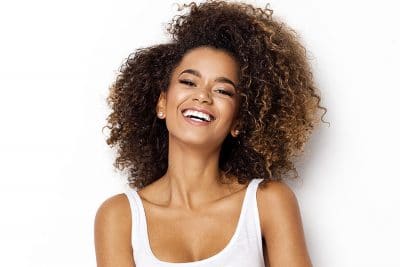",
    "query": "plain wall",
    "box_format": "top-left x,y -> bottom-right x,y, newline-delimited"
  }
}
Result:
0,0 -> 399,266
